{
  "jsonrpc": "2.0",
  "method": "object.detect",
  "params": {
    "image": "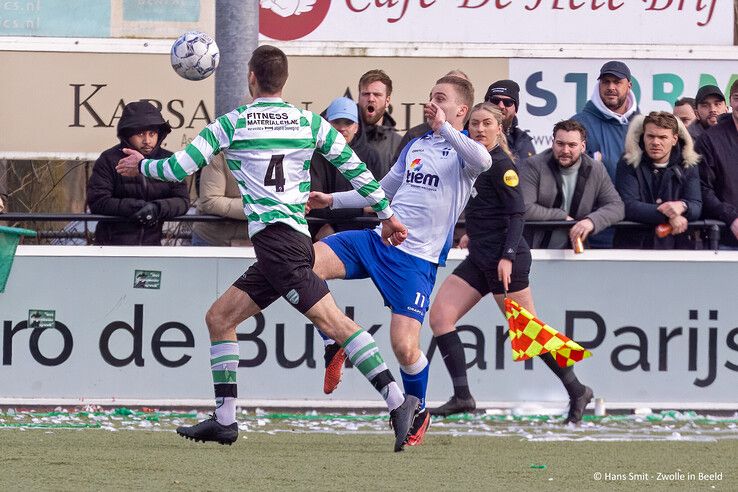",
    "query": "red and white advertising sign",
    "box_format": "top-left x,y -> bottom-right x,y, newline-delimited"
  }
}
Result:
259,0 -> 733,46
